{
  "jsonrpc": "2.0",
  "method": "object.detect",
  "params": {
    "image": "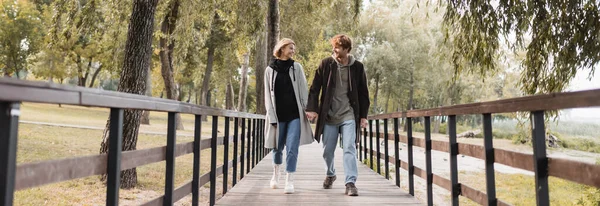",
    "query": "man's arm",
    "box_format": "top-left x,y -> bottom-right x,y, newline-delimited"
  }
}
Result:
358,64 -> 370,120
